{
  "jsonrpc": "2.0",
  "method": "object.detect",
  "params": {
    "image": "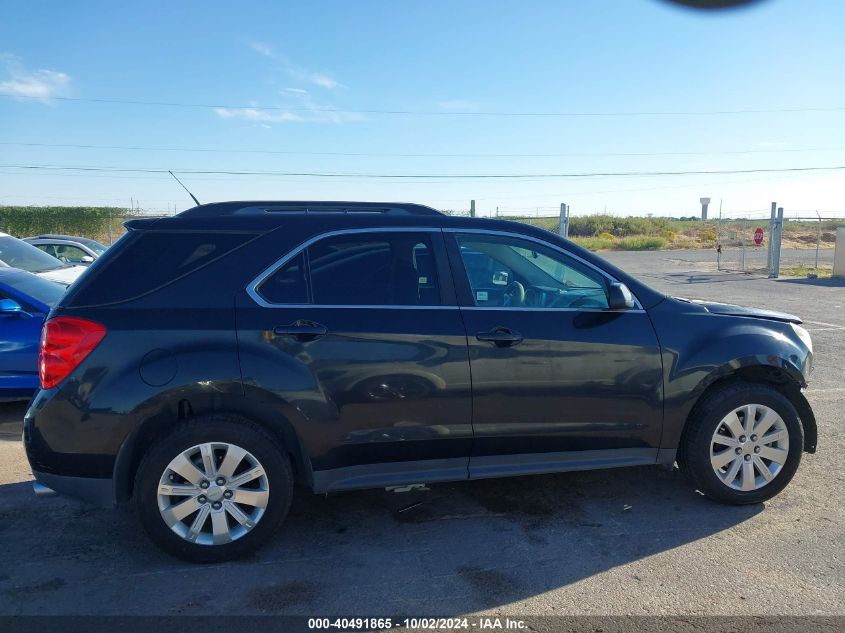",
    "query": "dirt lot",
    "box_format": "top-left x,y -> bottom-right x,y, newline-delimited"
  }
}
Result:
1,250 -> 843,618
